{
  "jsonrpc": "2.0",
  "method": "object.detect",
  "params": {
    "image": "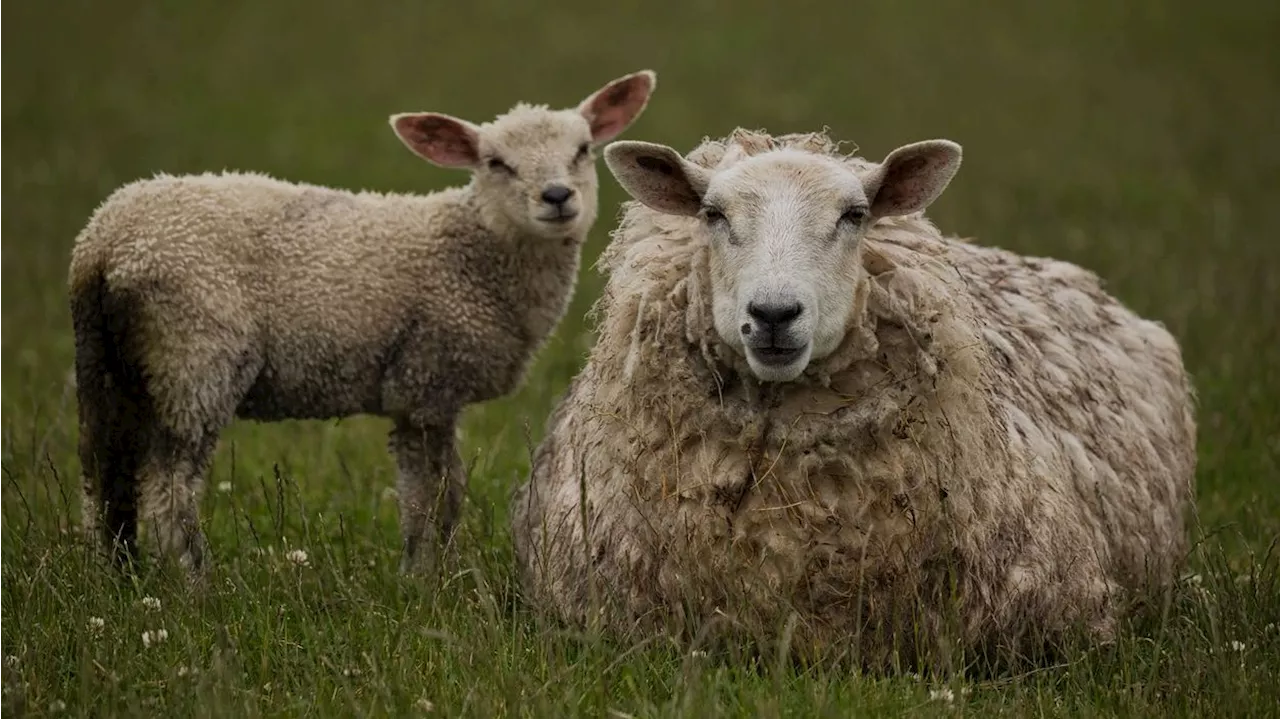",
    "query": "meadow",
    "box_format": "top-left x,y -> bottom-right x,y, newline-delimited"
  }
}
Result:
3,0 -> 1278,715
